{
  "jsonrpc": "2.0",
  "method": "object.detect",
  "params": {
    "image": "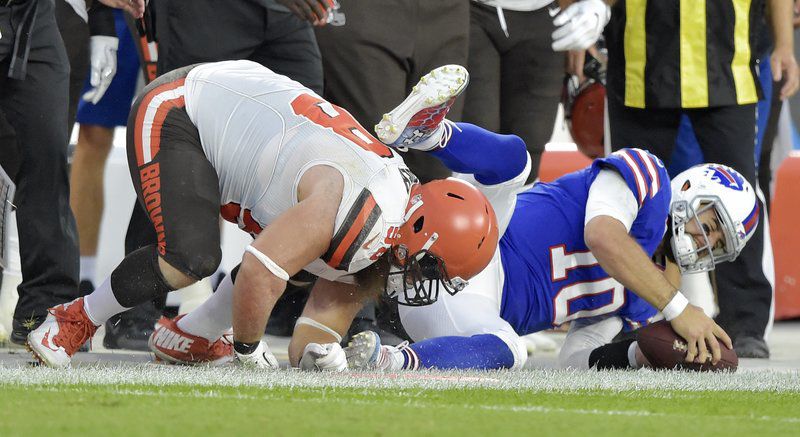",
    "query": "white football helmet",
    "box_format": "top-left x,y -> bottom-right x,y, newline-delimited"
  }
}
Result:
670,164 -> 759,274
